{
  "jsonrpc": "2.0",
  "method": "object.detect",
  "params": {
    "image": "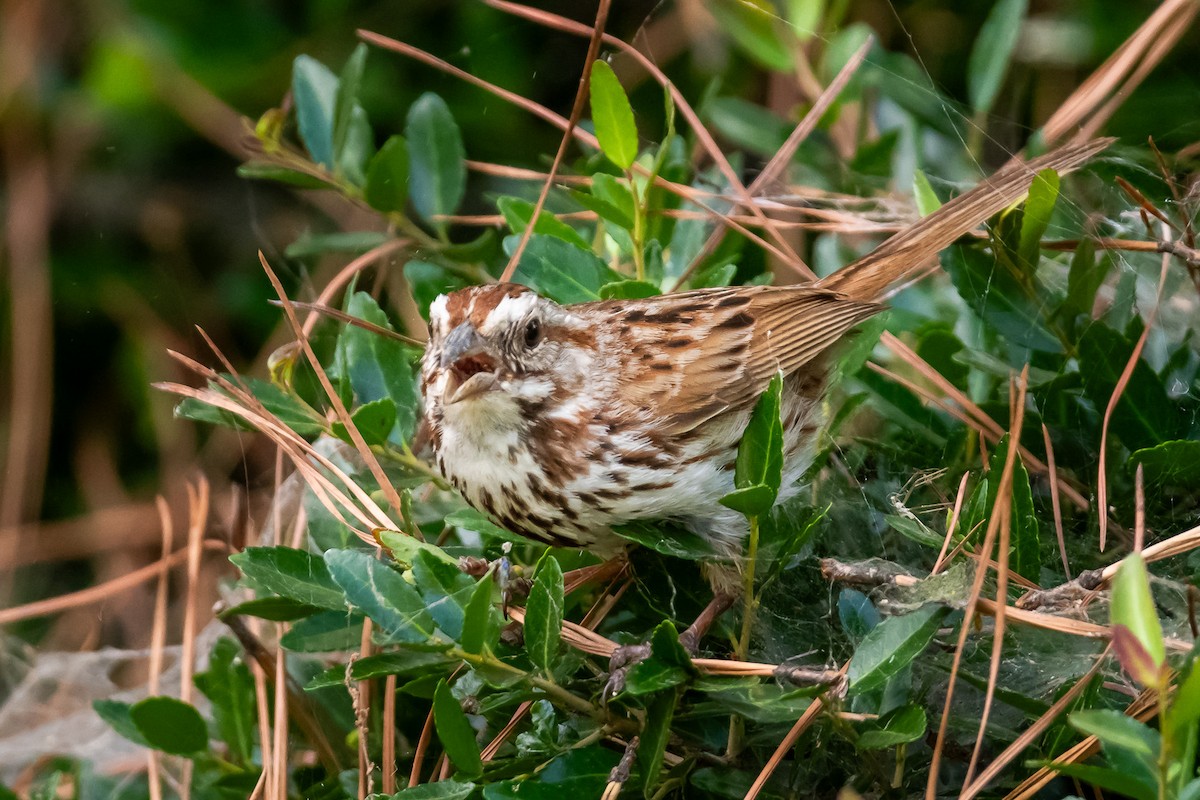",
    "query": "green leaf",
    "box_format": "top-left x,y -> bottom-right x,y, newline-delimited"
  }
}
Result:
292,54 -> 339,168
511,235 -> 622,304
496,196 -> 590,250
406,93 -> 466,236
1061,240 -> 1108,329
912,170 -> 942,216
942,244 -> 1061,353
599,279 -> 660,300
460,574 -> 496,656
1018,169 -> 1059,269
331,398 -> 397,447
482,747 -> 619,799
589,173 -> 637,231
129,697 -> 209,756
1077,322 -> 1179,451
285,230 -> 390,258
339,292 -> 420,443
847,604 -> 948,693
623,621 -> 695,696
94,699 -> 149,747
404,260 -> 470,322
237,161 -> 331,189
193,638 -> 256,765
380,781 -> 477,800
433,680 -> 483,778
279,610 -> 364,651
638,689 -> 680,795
441,508 -> 520,543
720,372 -> 784,516
364,135 -> 410,213
1129,440 -> 1200,489
411,549 -> 476,641
230,546 -> 346,610
613,519 -> 715,559
967,0 -> 1028,114
1000,438 -> 1040,582
324,549 -> 436,644
588,60 -> 638,170
708,0 -> 793,71
857,704 -> 927,750
333,44 -> 368,172
336,97 -> 374,187
1070,708 -> 1161,764
525,554 -> 564,673
221,596 -> 323,622
1168,645 -> 1200,736
1110,554 -> 1166,682
1042,761 -> 1157,800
